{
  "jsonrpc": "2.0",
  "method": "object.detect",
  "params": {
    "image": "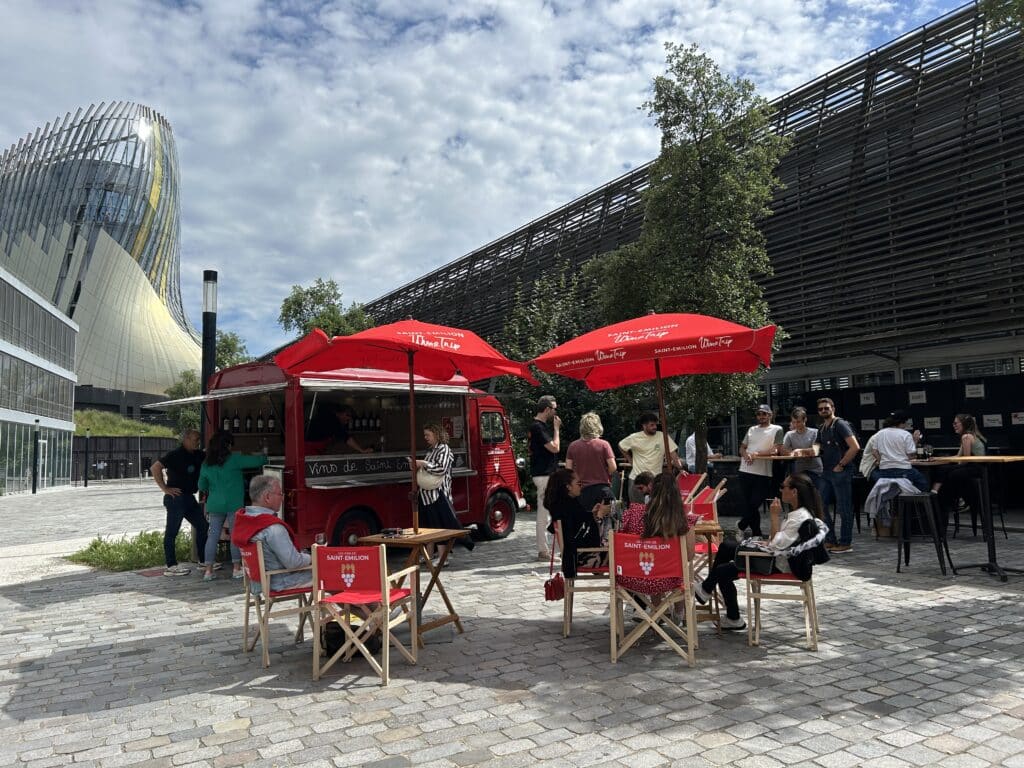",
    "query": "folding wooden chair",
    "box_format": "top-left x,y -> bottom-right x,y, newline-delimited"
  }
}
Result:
239,541 -> 314,668
738,550 -> 819,651
690,481 -> 727,573
311,544 -> 418,685
676,472 -> 706,502
555,521 -> 609,637
609,532 -> 696,666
